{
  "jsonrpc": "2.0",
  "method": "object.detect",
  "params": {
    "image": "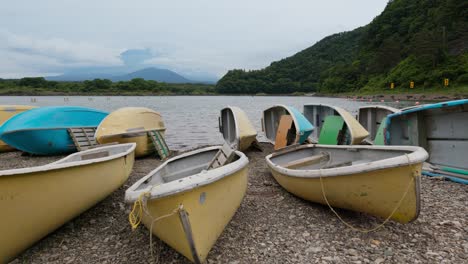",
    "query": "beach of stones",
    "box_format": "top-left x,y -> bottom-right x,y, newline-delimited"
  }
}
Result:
1,143 -> 466,264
